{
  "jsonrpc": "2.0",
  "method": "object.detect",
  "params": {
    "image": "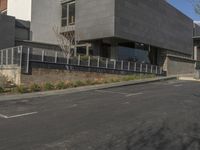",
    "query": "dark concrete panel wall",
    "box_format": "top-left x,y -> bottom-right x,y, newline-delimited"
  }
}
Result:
15,19 -> 30,40
0,14 -> 15,49
76,0 -> 115,41
115,0 -> 193,55
165,56 -> 195,76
